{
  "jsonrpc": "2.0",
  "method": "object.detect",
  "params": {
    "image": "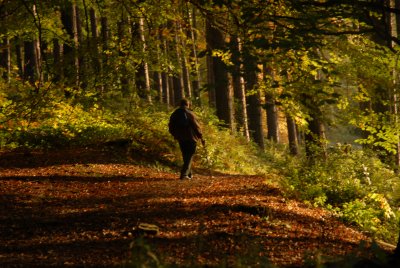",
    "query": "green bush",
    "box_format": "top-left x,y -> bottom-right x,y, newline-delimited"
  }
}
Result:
282,148 -> 400,243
